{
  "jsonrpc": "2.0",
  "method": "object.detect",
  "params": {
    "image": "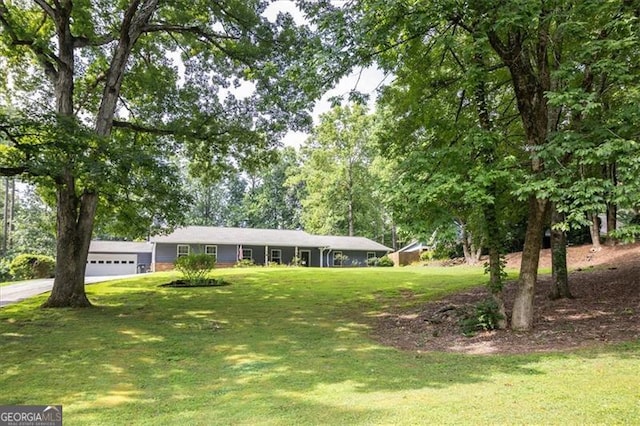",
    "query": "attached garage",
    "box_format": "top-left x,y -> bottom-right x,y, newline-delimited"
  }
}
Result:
87,241 -> 152,276
86,253 -> 138,276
